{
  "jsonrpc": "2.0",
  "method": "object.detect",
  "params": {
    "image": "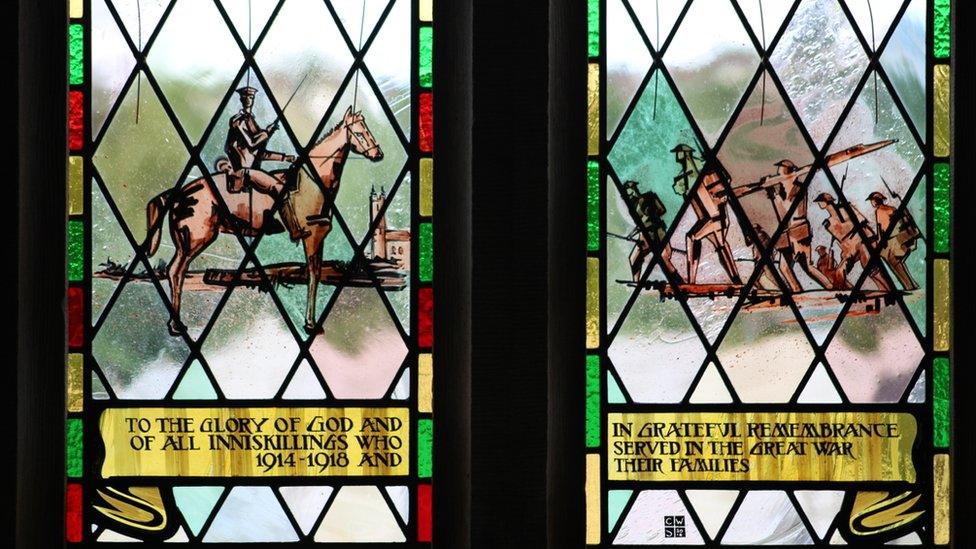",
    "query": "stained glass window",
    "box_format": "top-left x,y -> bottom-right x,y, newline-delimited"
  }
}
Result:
585,0 -> 952,545
66,0 -> 434,543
